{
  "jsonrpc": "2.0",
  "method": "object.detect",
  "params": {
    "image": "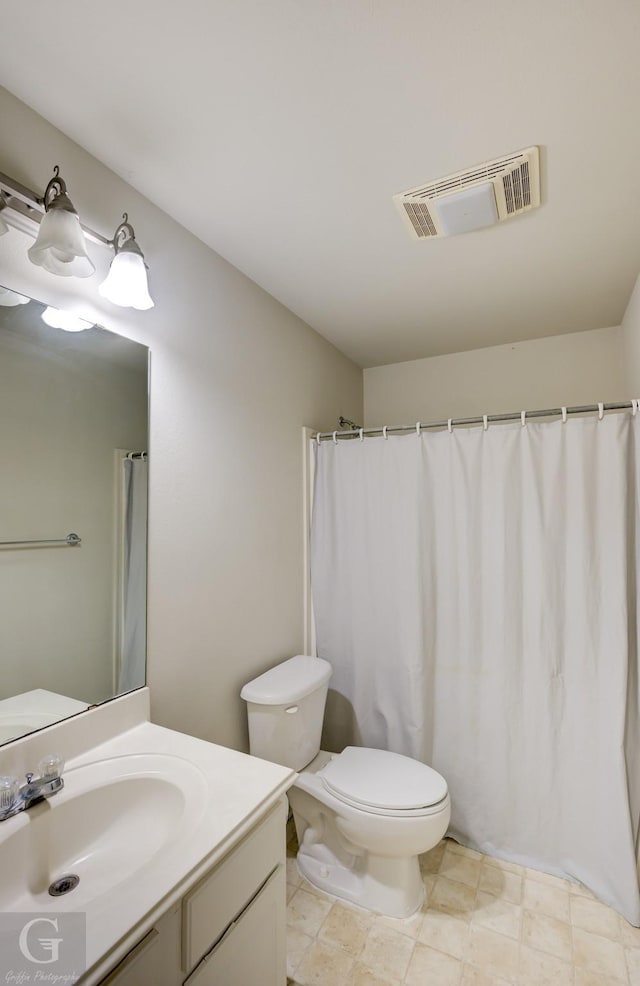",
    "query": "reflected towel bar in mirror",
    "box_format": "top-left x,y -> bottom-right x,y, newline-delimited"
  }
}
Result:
0,533 -> 82,548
